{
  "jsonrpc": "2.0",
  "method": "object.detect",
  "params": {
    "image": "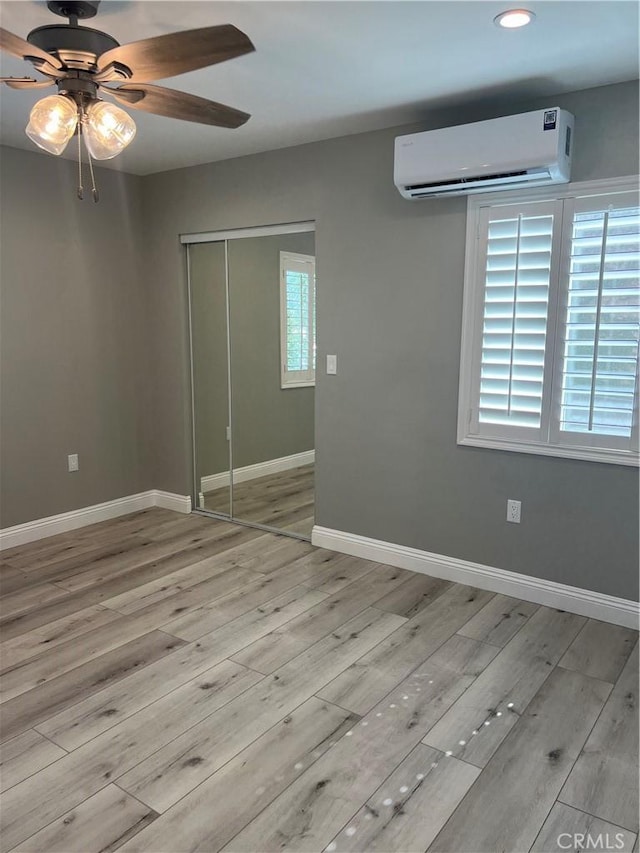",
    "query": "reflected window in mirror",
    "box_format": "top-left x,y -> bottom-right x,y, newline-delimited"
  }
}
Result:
280,251 -> 316,388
